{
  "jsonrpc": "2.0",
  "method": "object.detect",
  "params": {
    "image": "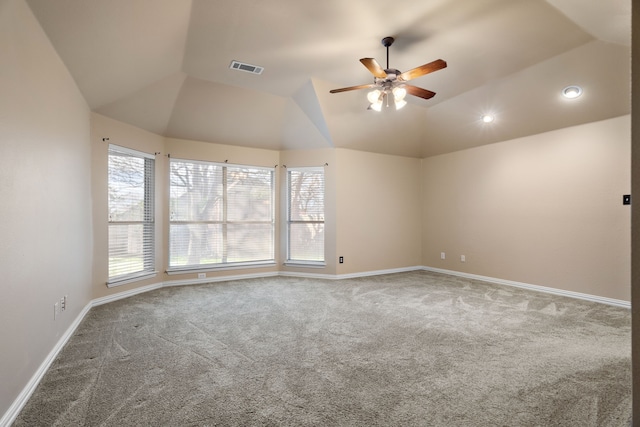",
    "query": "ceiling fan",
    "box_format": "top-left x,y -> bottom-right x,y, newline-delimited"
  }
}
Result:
329,36 -> 447,111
